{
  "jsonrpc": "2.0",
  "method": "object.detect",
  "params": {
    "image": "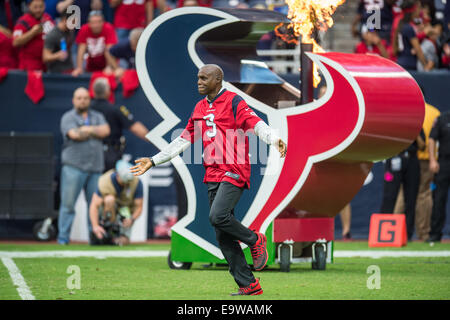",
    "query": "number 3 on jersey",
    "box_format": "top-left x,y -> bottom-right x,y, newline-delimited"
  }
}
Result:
203,114 -> 217,138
